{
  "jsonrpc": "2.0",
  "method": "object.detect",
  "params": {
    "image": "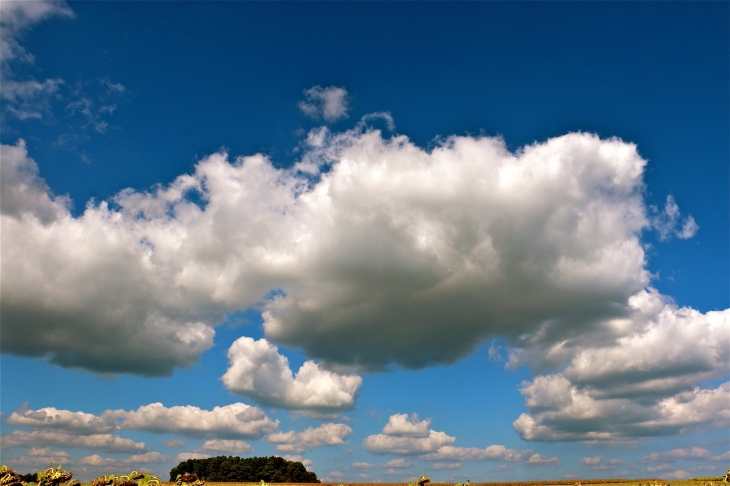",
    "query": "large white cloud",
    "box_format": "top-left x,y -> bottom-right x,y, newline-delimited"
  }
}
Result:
4,401 -> 278,453
0,430 -> 146,453
113,402 -> 279,439
422,445 -> 532,462
6,403 -> 117,434
268,423 -> 352,453
221,337 -> 361,413
1,140 -> 216,376
4,125 -> 687,377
